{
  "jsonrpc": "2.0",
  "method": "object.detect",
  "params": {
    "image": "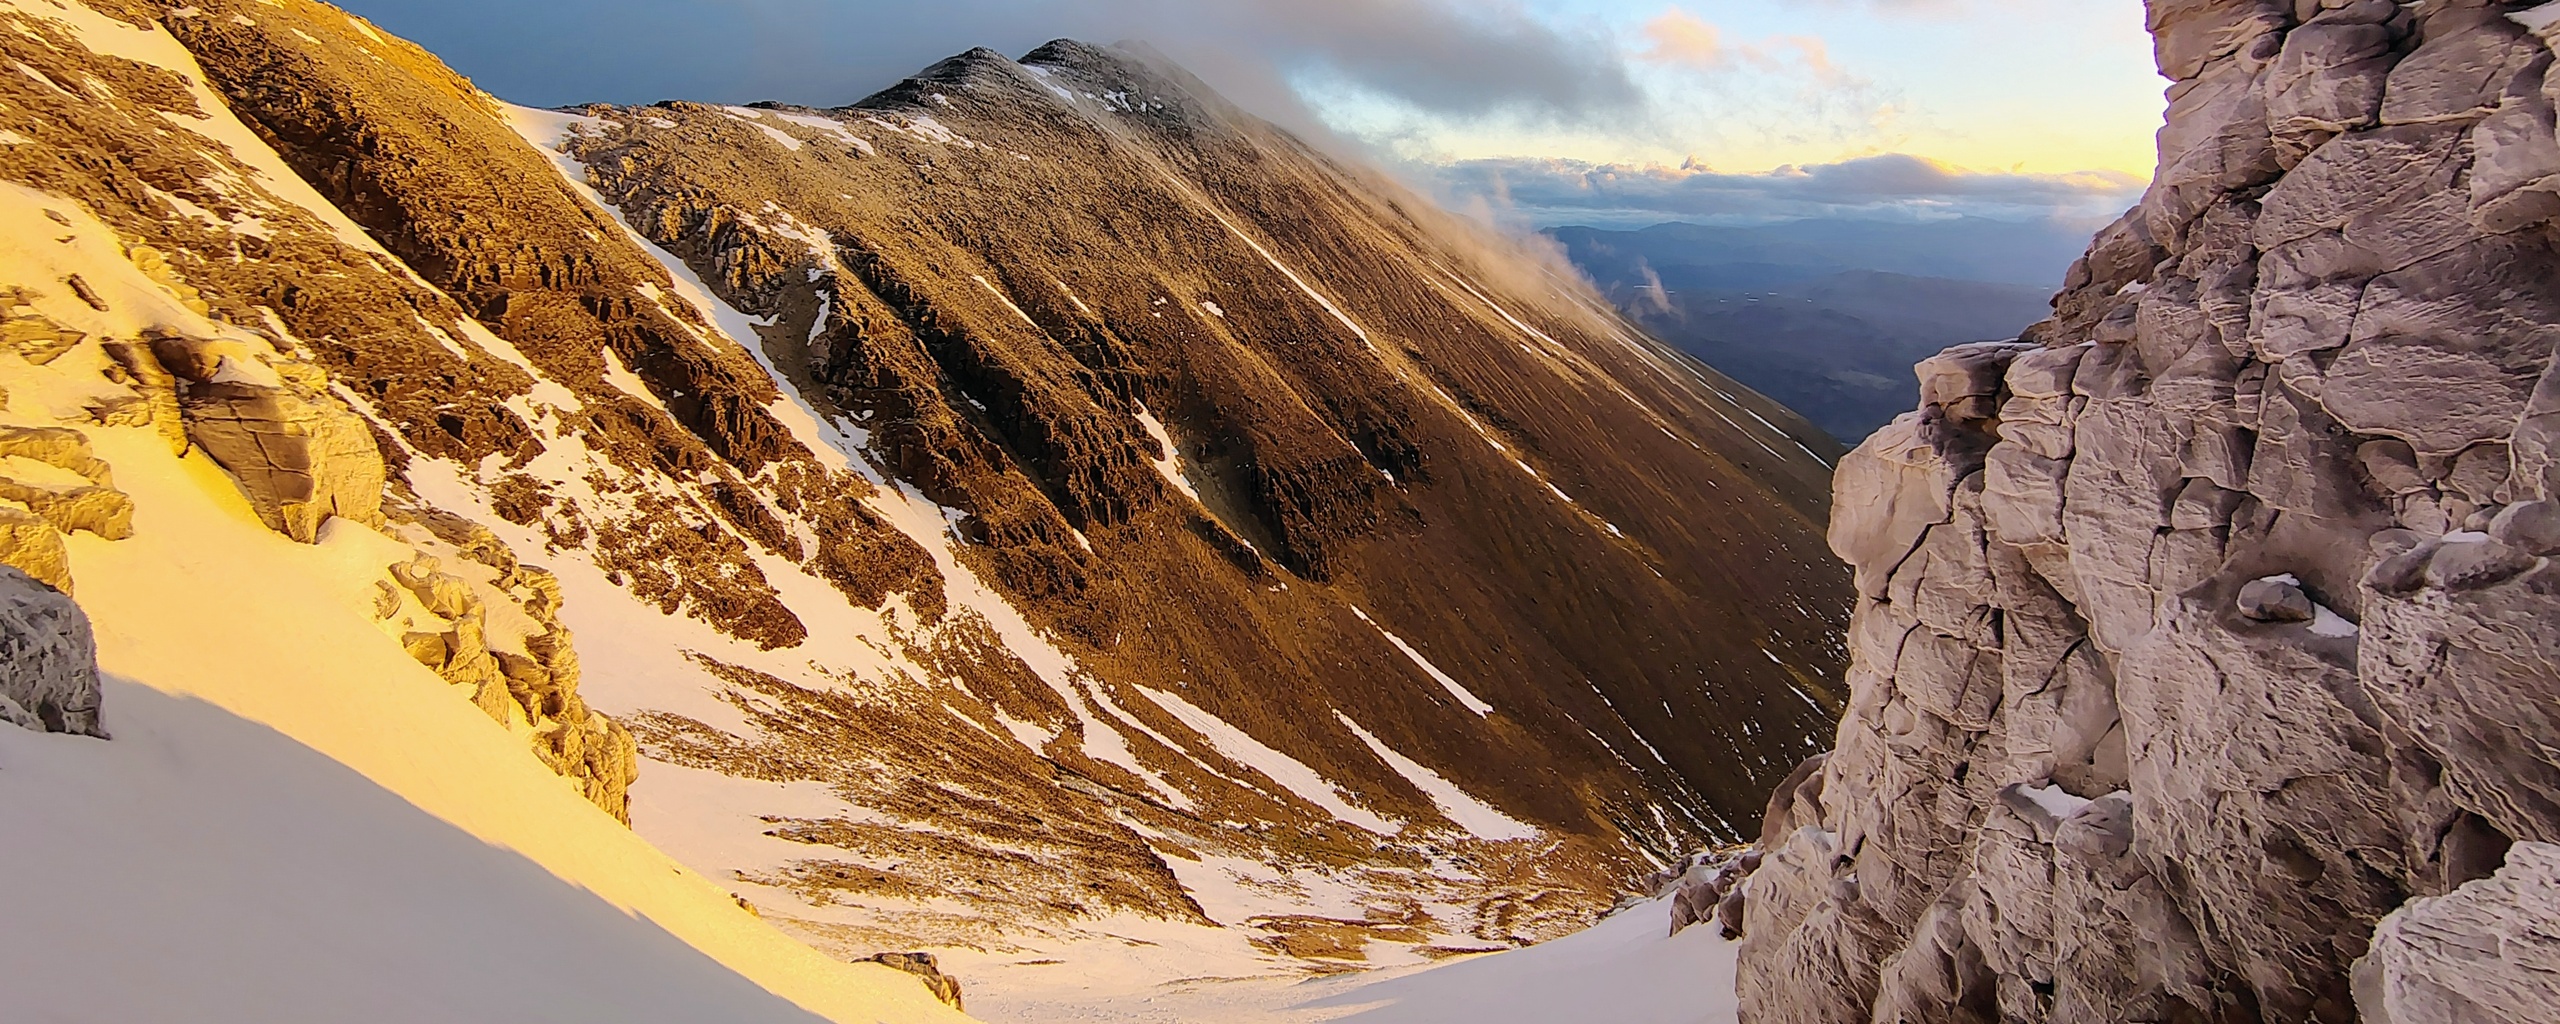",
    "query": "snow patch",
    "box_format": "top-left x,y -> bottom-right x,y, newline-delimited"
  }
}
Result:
1352,607 -> 1495,717
1133,404 -> 1202,504
1138,686 -> 1401,835
1335,712 -> 1537,841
